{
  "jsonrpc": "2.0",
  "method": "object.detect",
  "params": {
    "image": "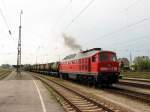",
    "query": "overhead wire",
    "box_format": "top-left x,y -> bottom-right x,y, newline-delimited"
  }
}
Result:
49,0 -> 73,55
60,0 -> 147,57
63,0 -> 95,32
124,0 -> 141,11
109,34 -> 150,48
63,0 -> 141,33
54,0 -> 148,53
112,34 -> 150,51
51,0 -> 73,31
103,0 -> 149,54
45,0 -> 150,58
61,0 -> 143,49
97,19 -> 150,48
58,0 -> 96,57
83,15 -> 150,48
0,7 -> 11,35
